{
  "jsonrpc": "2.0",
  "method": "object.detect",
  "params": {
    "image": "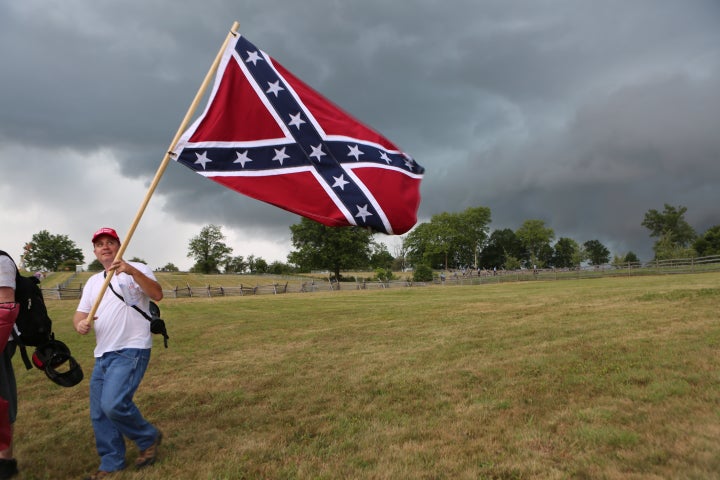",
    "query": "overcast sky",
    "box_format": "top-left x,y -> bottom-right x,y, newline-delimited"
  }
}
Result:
2,0 -> 719,270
